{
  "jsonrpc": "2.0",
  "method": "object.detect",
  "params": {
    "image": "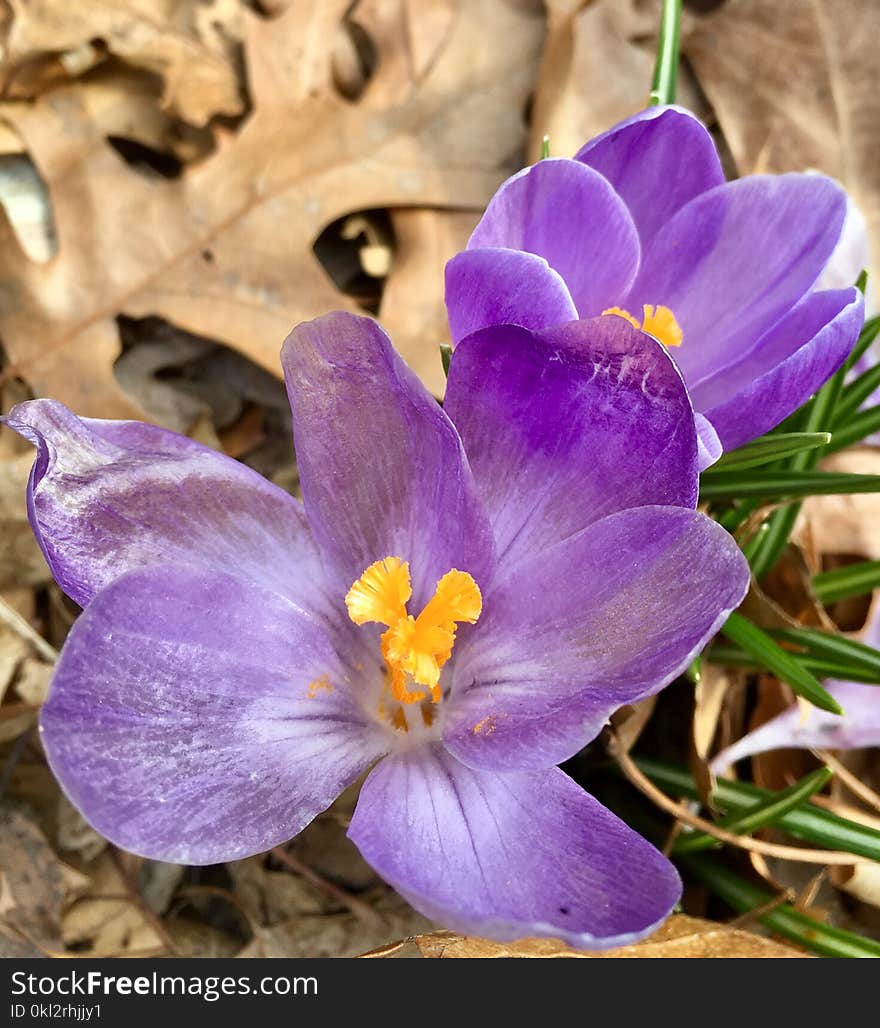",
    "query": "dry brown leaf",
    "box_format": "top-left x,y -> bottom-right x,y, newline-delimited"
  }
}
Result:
825,801 -> 880,909
608,694 -> 657,753
379,208 -> 478,395
0,451 -> 51,589
692,661 -> 740,805
407,914 -> 806,958
0,804 -> 88,952
166,917 -> 240,958
227,856 -> 328,923
0,1 -> 544,419
240,895 -> 431,958
797,450 -> 880,560
61,851 -> 165,956
0,622 -> 28,702
686,0 -> 880,277
55,794 -> 107,863
2,0 -> 245,126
